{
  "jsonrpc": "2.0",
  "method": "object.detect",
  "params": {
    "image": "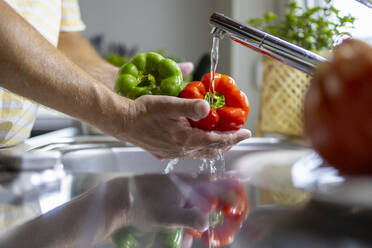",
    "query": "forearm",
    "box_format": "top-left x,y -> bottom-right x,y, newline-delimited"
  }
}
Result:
58,32 -> 119,90
0,179 -> 130,248
0,0 -> 131,134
